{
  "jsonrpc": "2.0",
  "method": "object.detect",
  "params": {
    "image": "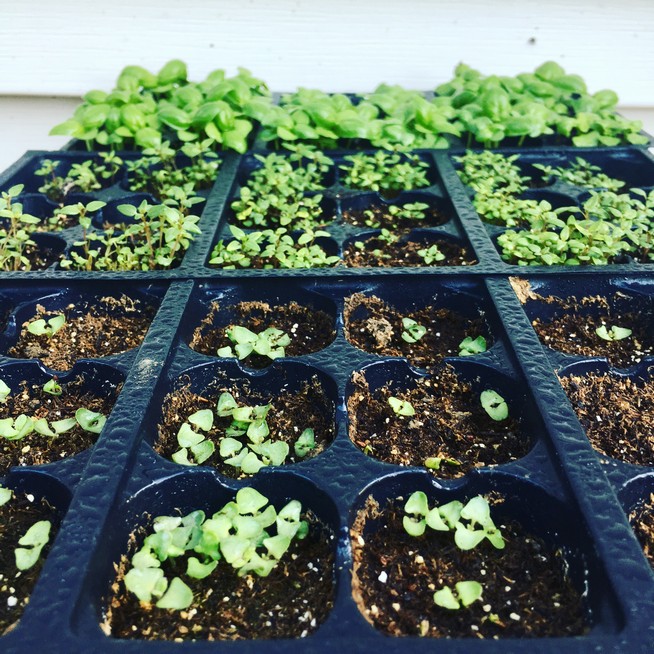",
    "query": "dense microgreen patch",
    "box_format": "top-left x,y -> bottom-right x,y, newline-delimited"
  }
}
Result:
171,391 -> 317,474
533,157 -> 625,191
123,487 -> 309,610
209,225 -> 339,269
340,151 -> 430,194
